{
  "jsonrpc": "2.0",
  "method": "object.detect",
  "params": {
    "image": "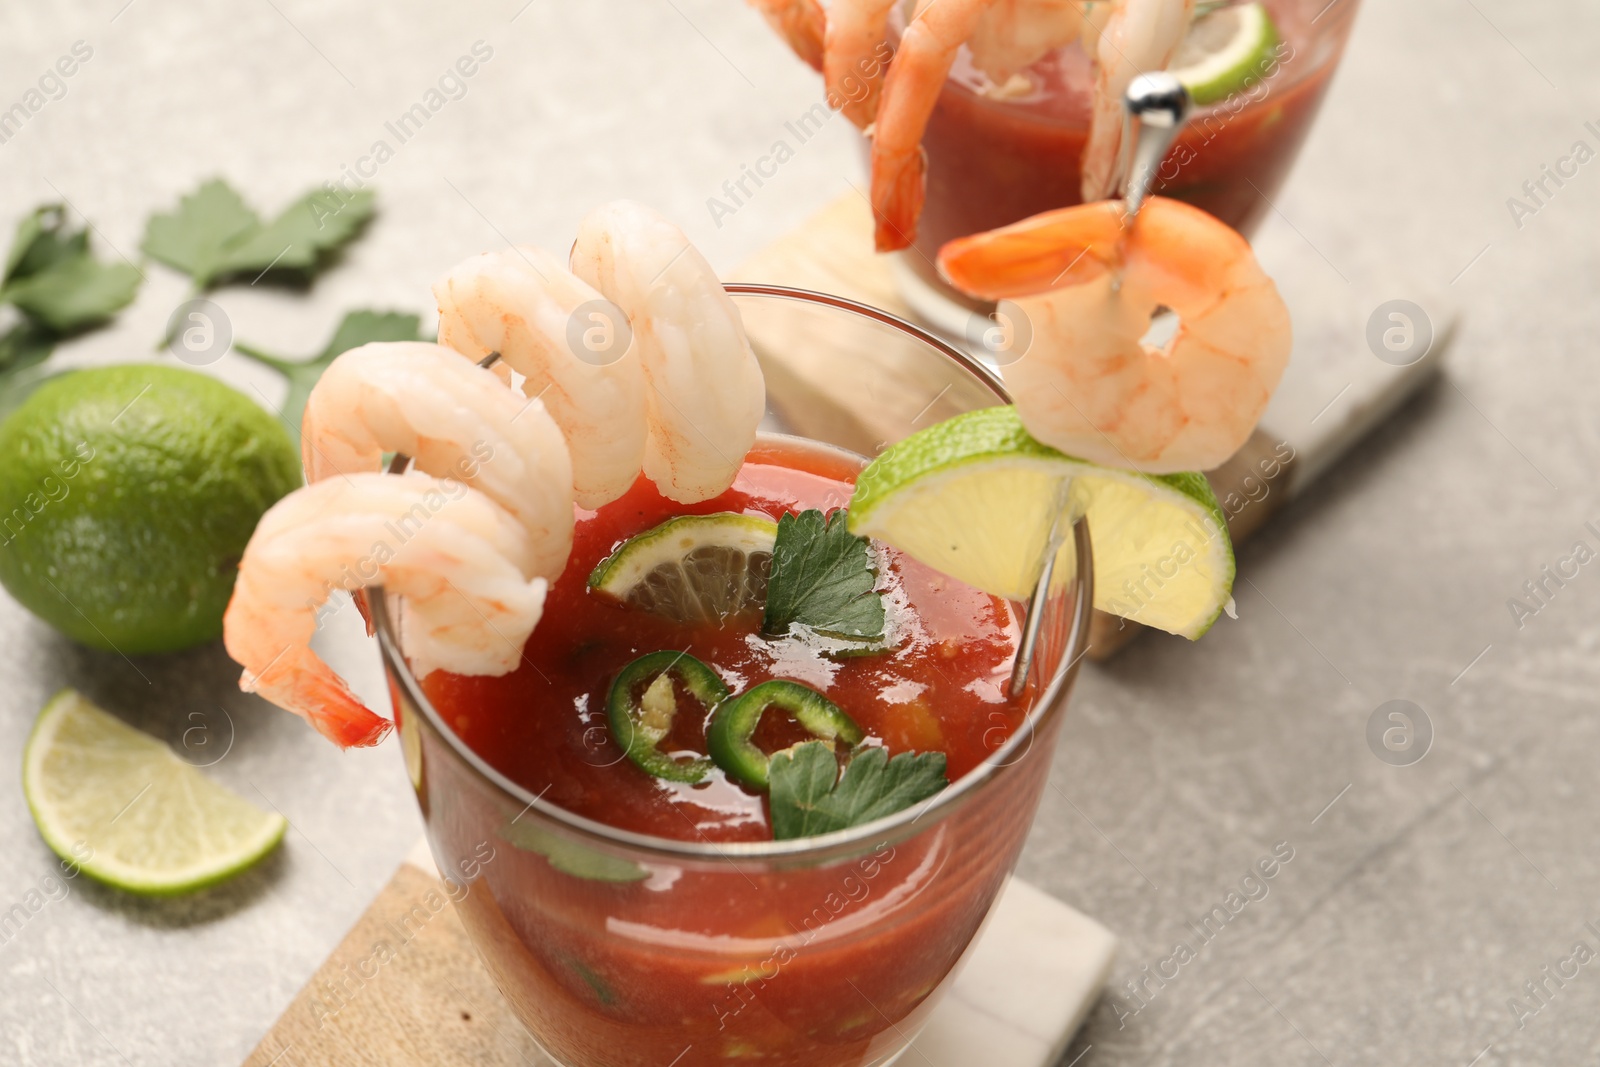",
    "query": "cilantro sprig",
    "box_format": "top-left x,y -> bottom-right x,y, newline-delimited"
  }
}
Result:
142,178 -> 375,290
762,509 -> 886,642
767,742 -> 948,841
235,310 -> 428,434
